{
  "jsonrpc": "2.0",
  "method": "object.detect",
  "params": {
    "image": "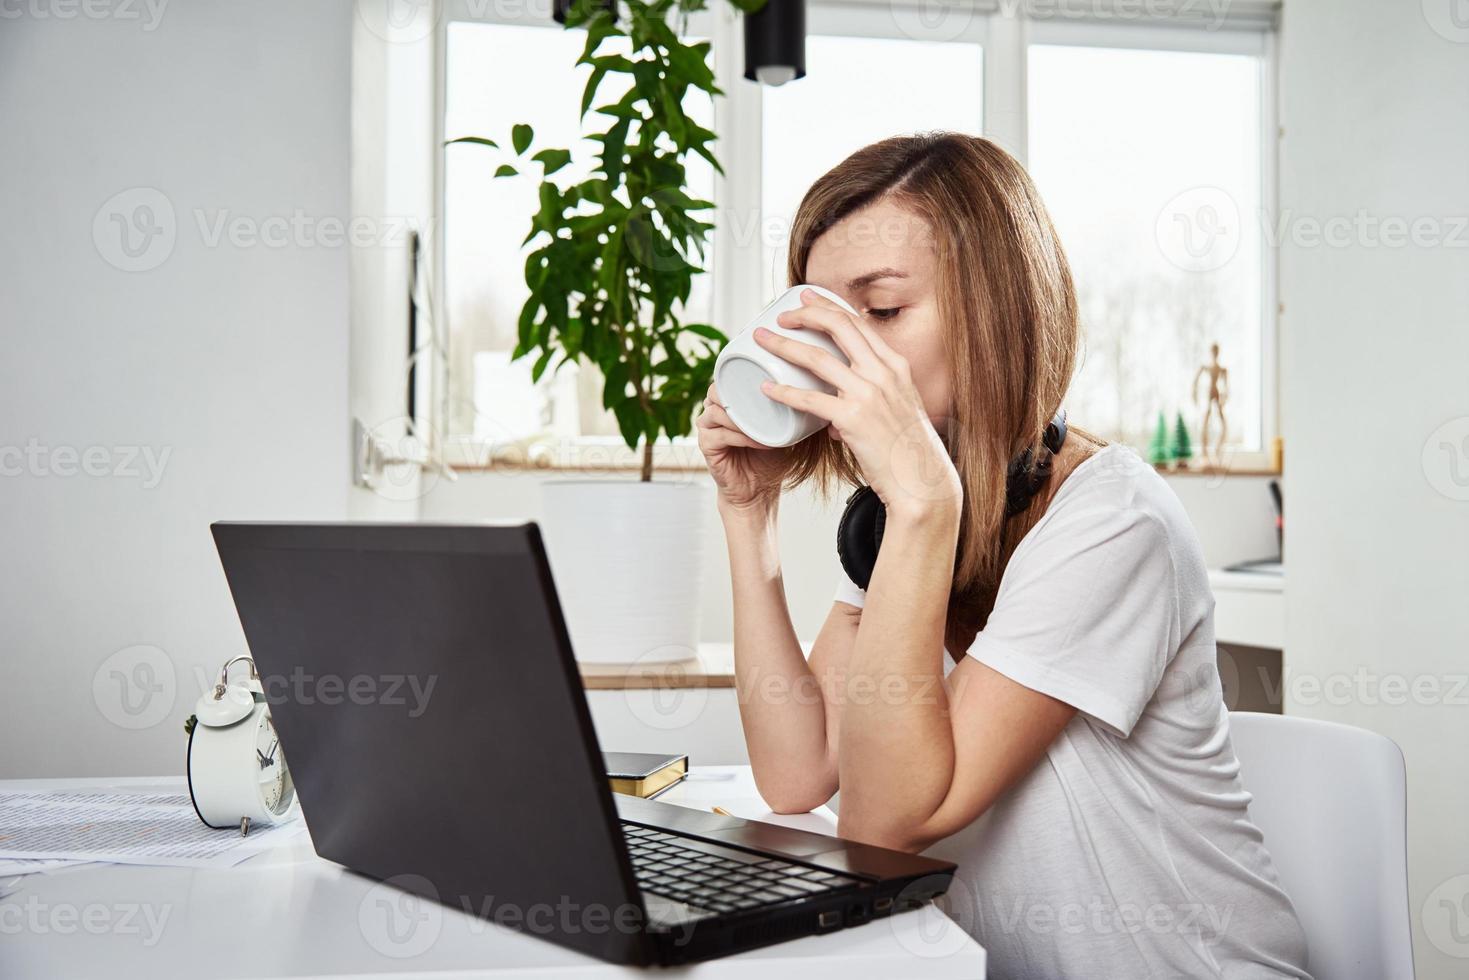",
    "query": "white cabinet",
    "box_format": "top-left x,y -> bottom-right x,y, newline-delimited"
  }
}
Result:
1209,569 -> 1285,649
